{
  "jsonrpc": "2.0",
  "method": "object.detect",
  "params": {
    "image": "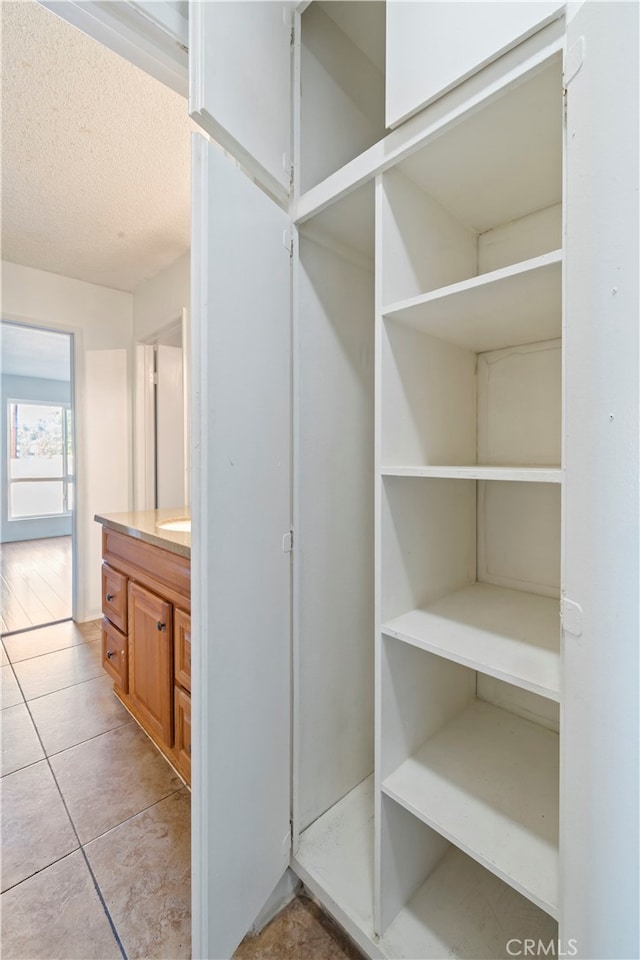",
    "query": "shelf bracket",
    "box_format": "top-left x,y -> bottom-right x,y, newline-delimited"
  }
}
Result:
564,36 -> 585,87
561,597 -> 583,637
